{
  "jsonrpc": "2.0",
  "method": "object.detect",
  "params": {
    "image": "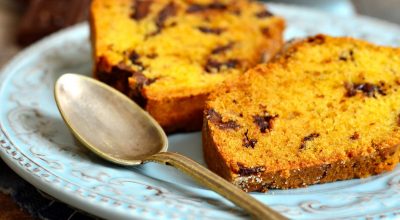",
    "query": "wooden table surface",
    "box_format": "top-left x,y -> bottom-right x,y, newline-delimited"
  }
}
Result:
0,1 -> 34,219
0,194 -> 32,220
